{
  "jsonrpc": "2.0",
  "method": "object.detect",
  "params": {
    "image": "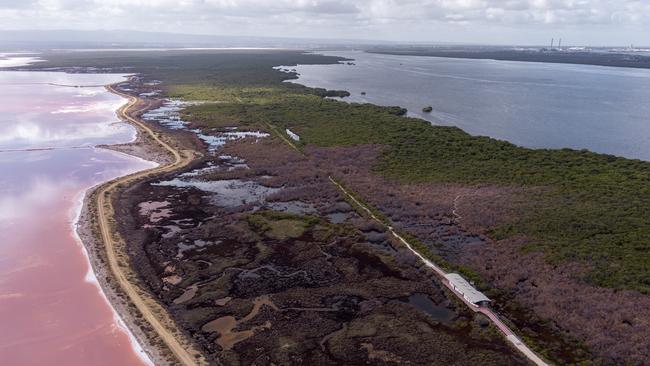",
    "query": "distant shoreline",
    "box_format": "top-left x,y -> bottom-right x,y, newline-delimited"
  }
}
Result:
367,48 -> 650,70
